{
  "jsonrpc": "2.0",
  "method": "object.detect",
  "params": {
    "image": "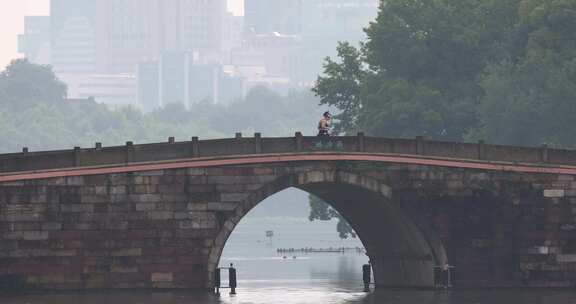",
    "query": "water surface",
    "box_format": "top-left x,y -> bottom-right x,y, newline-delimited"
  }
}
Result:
2,217 -> 576,304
